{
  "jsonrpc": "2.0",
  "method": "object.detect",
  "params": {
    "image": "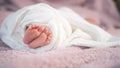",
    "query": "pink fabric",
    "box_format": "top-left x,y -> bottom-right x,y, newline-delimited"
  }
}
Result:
0,47 -> 120,68
0,0 -> 120,68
